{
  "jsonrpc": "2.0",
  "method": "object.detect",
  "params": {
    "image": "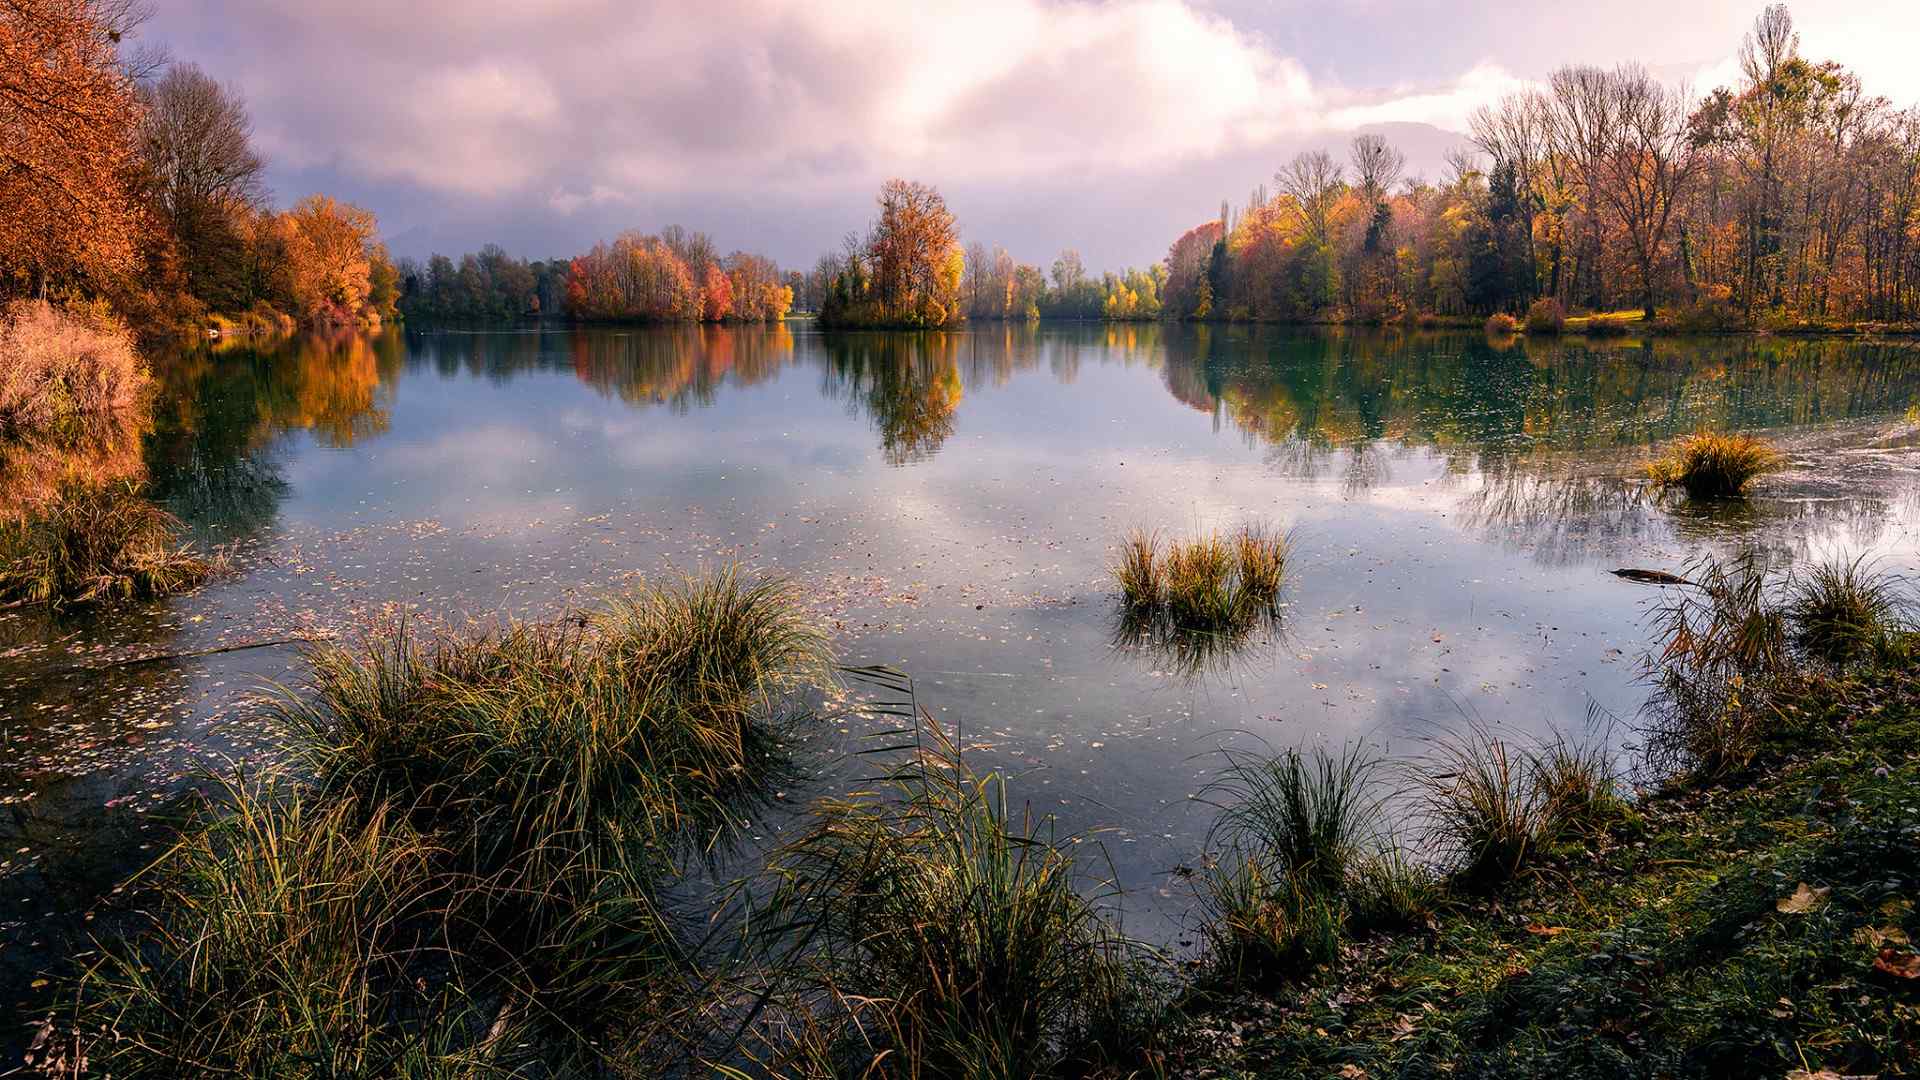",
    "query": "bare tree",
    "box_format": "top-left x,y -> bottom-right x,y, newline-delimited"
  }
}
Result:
1587,66 -> 1702,319
1349,134 -> 1405,203
1276,150 -> 1344,244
